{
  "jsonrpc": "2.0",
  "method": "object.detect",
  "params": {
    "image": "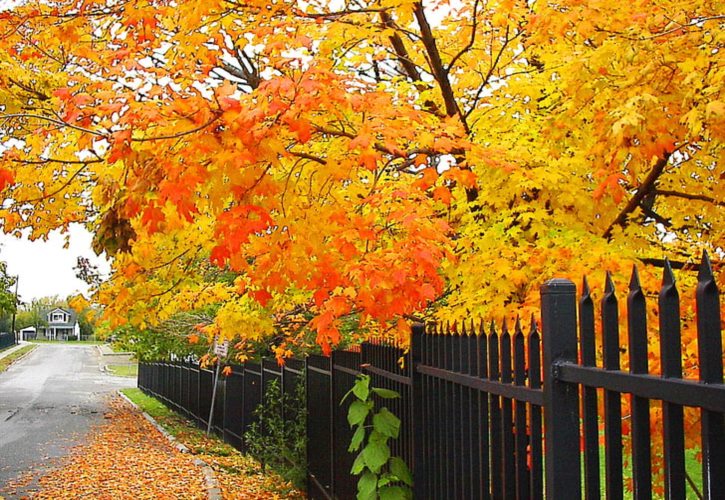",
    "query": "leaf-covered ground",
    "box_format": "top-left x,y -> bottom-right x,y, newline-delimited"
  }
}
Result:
120,389 -> 304,499
12,396 -> 208,499
3,393 -> 304,499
